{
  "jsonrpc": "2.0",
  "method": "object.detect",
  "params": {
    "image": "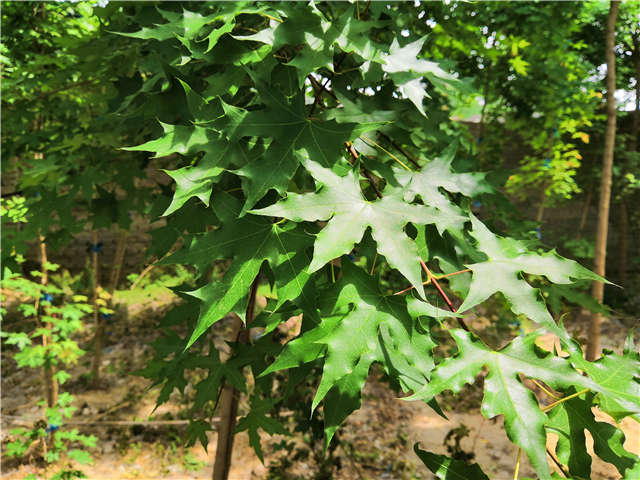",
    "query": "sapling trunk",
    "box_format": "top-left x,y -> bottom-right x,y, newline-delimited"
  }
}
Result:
617,39 -> 640,287
587,0 -> 620,361
109,229 -> 128,292
39,235 -> 58,408
90,230 -> 103,386
212,276 -> 259,480
576,187 -> 592,240
535,184 -> 546,223
617,200 -> 628,286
